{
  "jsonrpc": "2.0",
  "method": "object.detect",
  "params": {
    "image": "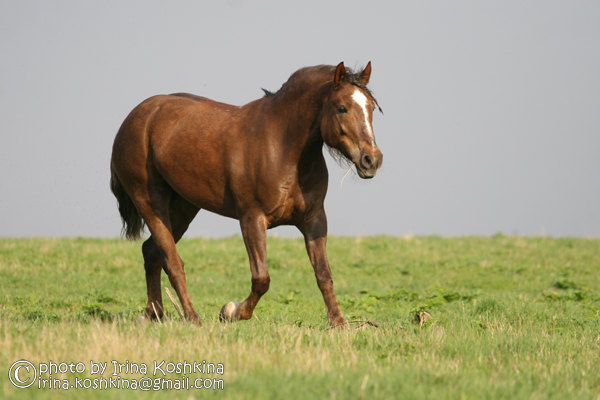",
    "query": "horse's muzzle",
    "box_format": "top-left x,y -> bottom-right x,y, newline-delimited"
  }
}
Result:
356,147 -> 383,179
